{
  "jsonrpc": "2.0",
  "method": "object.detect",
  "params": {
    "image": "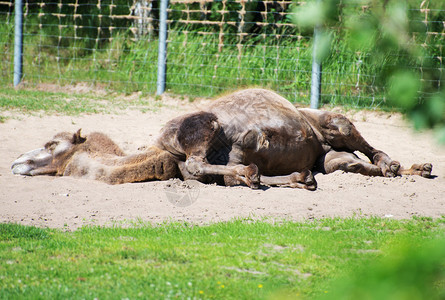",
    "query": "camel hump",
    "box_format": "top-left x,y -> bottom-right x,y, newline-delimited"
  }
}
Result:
208,88 -> 300,125
220,88 -> 297,109
84,132 -> 126,156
